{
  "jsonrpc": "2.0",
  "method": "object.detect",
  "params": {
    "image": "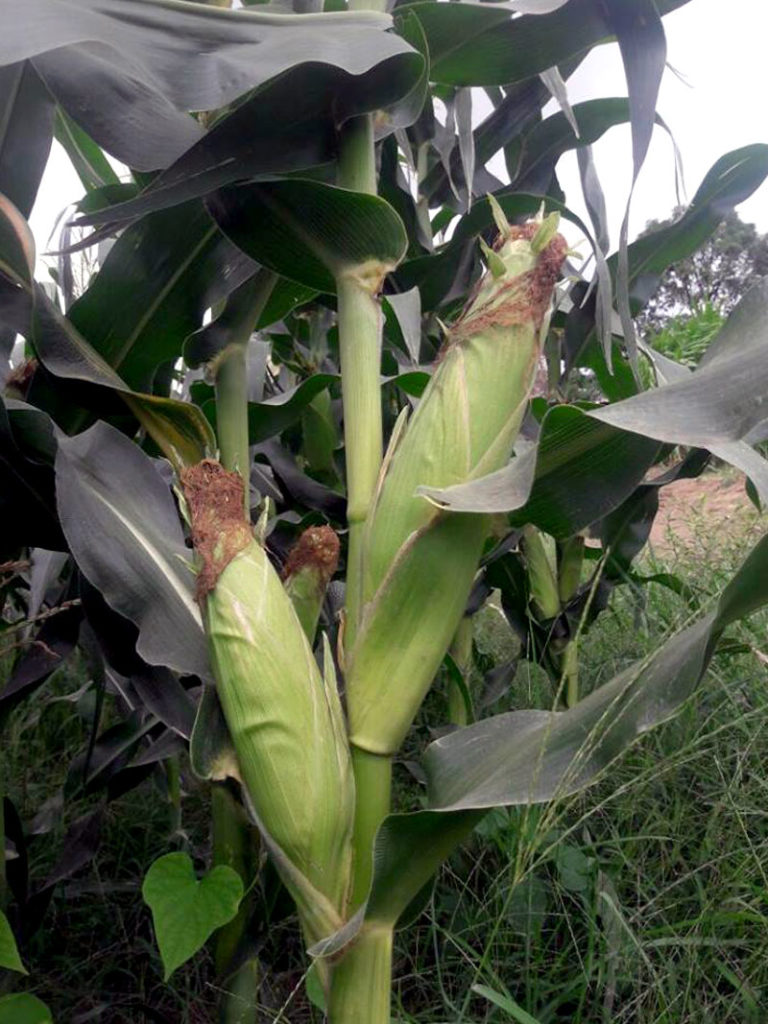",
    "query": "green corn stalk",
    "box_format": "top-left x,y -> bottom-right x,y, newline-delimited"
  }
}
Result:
345,204 -> 567,758
181,460 -> 354,945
